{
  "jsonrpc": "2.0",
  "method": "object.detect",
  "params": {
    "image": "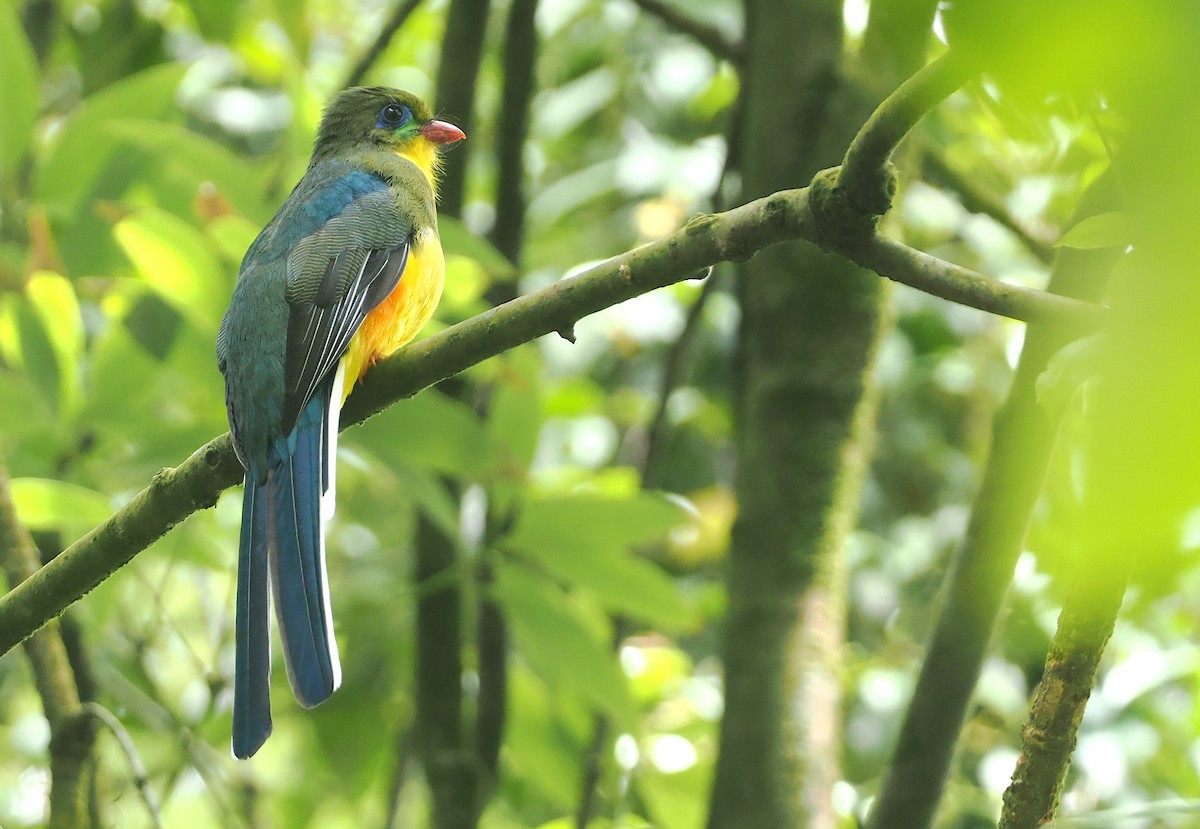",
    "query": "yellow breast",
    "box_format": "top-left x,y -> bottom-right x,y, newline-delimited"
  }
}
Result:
339,228 -> 445,402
